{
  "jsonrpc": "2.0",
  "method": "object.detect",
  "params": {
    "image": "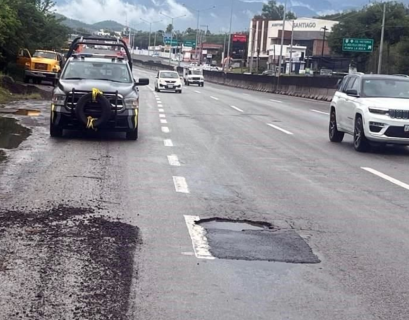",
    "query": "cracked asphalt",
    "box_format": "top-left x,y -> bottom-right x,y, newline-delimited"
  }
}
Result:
1,67 -> 409,319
